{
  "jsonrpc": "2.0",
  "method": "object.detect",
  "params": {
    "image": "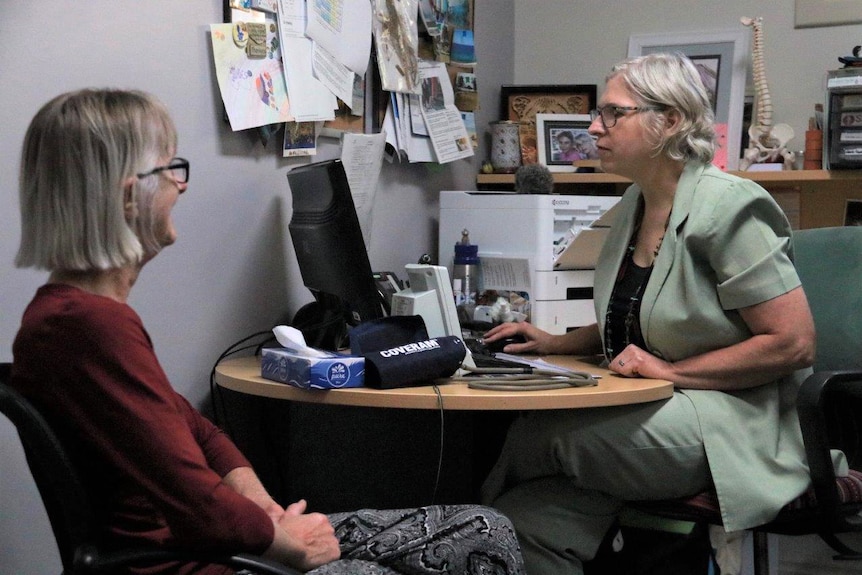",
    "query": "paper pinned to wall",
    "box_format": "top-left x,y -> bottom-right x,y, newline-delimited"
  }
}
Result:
283,121 -> 320,157
341,132 -> 387,247
372,0 -> 420,94
210,23 -> 294,131
274,0 -> 305,37
311,43 -> 357,106
418,61 -> 473,164
280,35 -> 338,121
381,93 -> 435,163
306,0 -> 372,75
276,0 -> 337,121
